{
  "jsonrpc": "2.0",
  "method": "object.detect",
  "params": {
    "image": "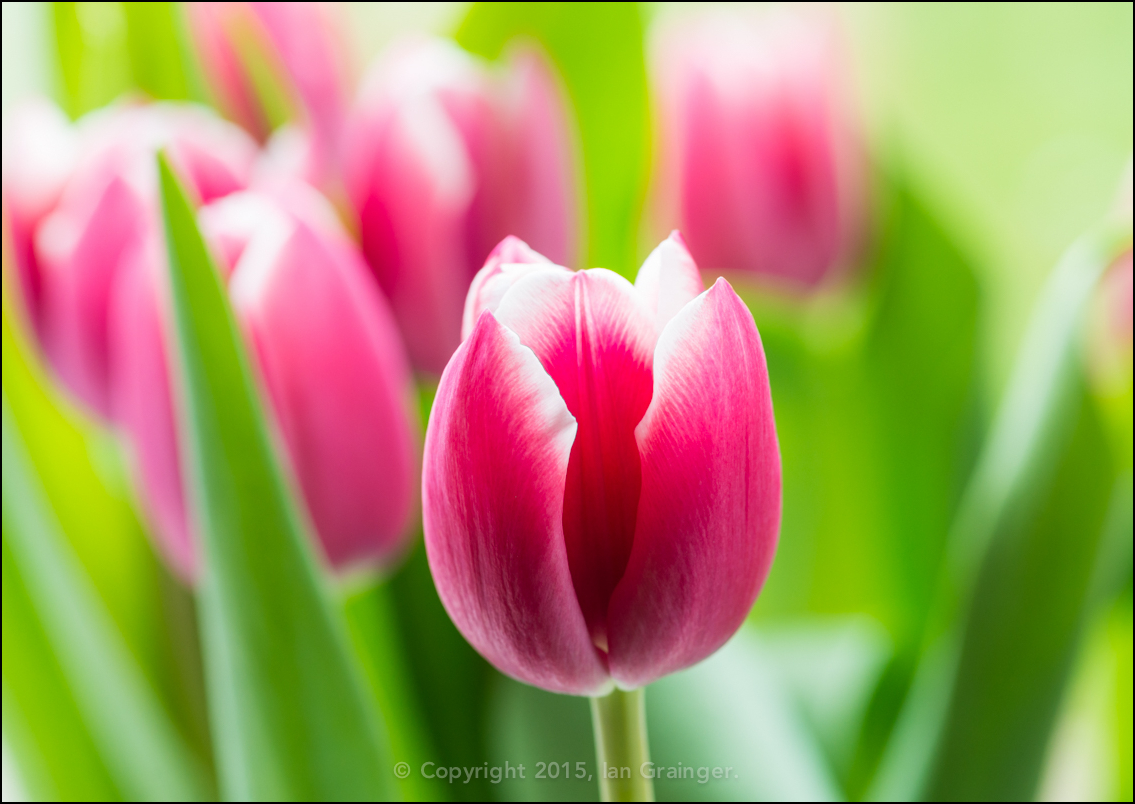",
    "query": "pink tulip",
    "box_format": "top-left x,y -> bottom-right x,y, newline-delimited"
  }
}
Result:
343,38 -> 577,374
653,8 -> 863,289
2,98 -> 77,340
186,2 -> 348,186
26,103 -> 257,418
423,233 -> 781,694
113,187 -> 418,578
